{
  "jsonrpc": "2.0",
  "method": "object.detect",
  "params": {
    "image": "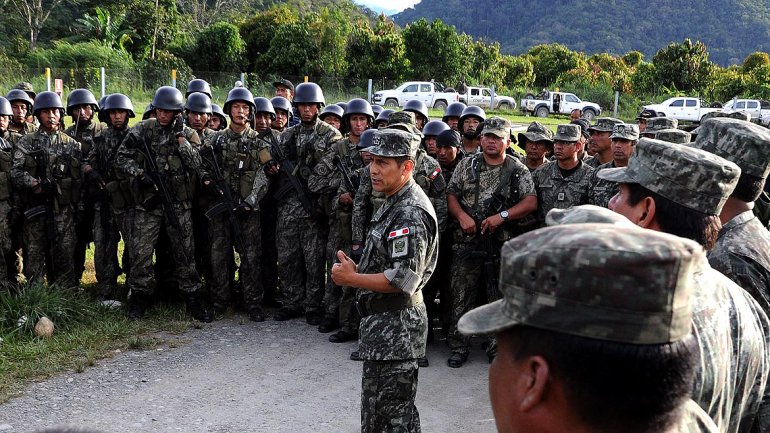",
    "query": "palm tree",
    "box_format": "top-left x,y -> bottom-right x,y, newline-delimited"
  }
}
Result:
76,7 -> 135,51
